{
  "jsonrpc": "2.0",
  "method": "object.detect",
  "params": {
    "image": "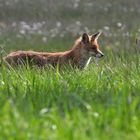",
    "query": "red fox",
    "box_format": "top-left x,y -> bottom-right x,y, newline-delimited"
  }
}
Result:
3,32 -> 104,69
